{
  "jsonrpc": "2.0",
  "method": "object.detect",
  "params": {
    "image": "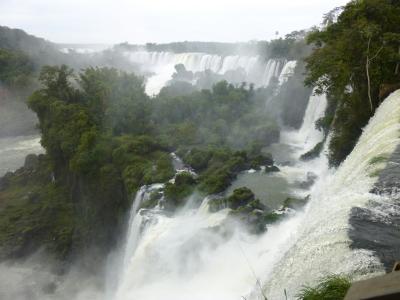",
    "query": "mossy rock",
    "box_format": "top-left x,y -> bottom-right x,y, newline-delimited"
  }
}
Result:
199,168 -> 233,195
265,165 -> 280,173
163,172 -> 197,211
140,190 -> 163,209
283,196 -> 309,209
263,212 -> 282,224
250,153 -> 274,169
227,187 -> 255,210
300,142 -> 324,161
